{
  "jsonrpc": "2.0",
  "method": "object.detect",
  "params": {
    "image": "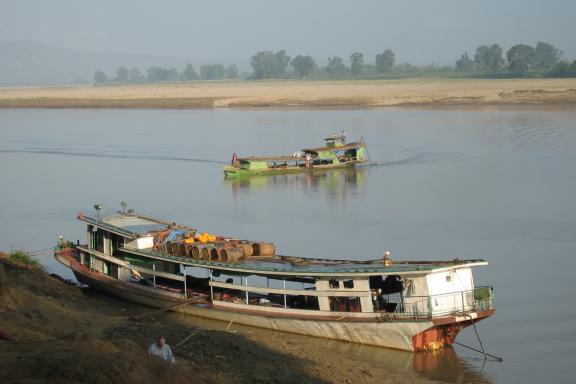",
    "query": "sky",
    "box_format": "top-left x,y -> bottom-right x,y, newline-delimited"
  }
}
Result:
1,0 -> 575,65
